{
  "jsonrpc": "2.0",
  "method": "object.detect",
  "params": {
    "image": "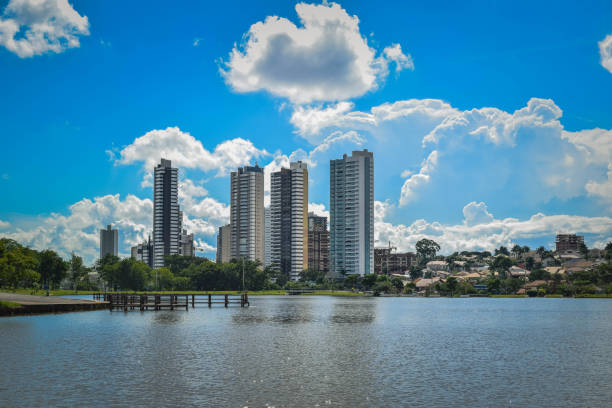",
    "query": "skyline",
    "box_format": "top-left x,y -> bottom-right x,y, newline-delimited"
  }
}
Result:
1,0 -> 612,263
